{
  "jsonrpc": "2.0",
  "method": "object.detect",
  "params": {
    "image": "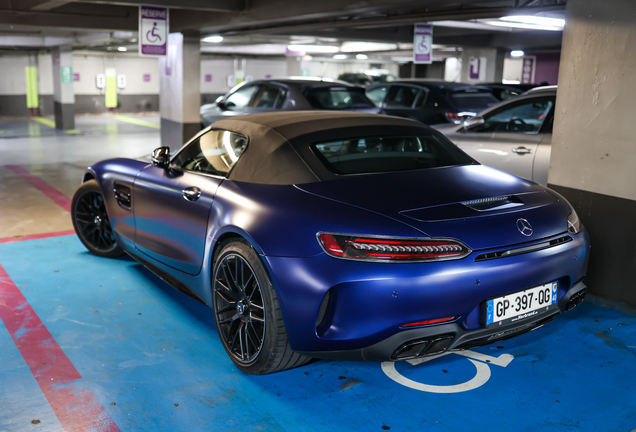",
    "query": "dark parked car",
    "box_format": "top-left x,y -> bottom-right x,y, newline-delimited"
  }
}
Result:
200,78 -> 381,127
71,111 -> 589,375
366,80 -> 499,125
338,72 -> 397,86
480,83 -> 539,101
